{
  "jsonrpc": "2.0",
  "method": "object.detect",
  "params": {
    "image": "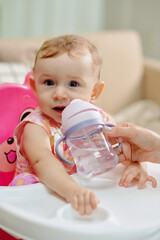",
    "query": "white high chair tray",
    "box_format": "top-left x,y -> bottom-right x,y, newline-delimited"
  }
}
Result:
0,163 -> 160,240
